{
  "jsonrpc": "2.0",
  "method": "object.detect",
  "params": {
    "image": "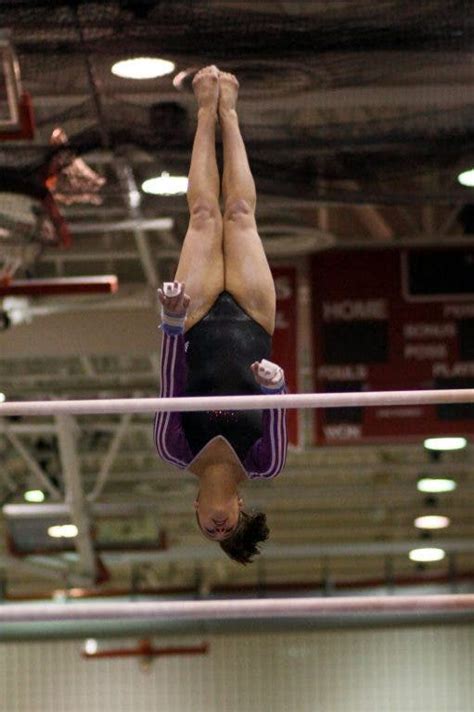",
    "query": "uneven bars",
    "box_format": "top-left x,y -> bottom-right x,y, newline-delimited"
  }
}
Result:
0,388 -> 473,416
1,595 -> 474,623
